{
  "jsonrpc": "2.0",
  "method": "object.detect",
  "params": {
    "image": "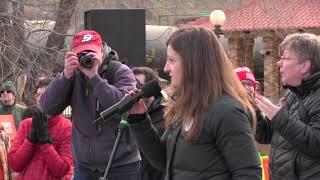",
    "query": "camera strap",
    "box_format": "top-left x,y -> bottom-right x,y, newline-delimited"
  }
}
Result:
99,60 -> 122,85
97,59 -> 122,137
